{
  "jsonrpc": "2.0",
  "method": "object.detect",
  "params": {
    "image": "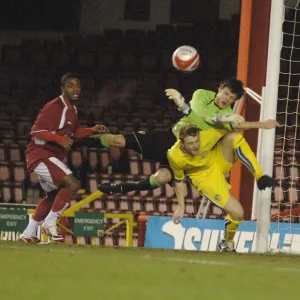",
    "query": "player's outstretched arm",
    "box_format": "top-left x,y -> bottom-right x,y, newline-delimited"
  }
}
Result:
232,119 -> 280,130
173,181 -> 185,224
74,124 -> 109,138
165,89 -> 212,121
165,89 -> 189,113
